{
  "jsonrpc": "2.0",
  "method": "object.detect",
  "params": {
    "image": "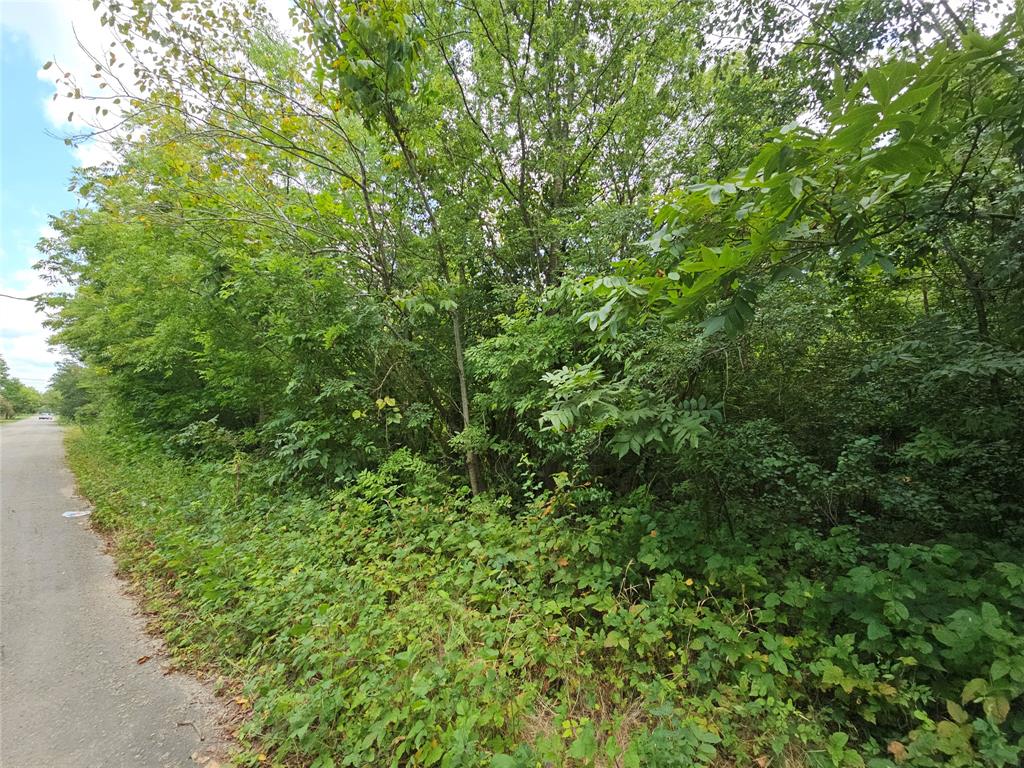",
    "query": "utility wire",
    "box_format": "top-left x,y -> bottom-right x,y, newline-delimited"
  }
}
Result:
0,293 -> 42,302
